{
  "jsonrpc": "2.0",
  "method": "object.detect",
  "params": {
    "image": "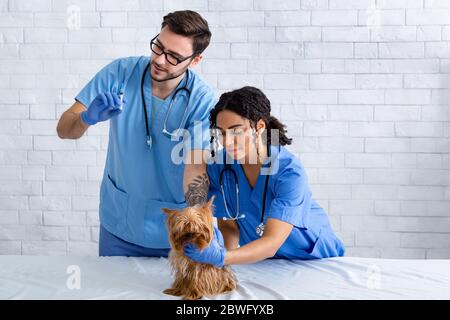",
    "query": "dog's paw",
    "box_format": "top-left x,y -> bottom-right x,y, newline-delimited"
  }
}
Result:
183,293 -> 203,300
181,289 -> 203,300
163,287 -> 183,297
